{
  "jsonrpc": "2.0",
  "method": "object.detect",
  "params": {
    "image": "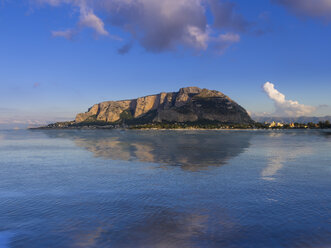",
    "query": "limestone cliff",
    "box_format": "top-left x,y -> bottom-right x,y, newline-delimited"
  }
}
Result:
75,87 -> 252,124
